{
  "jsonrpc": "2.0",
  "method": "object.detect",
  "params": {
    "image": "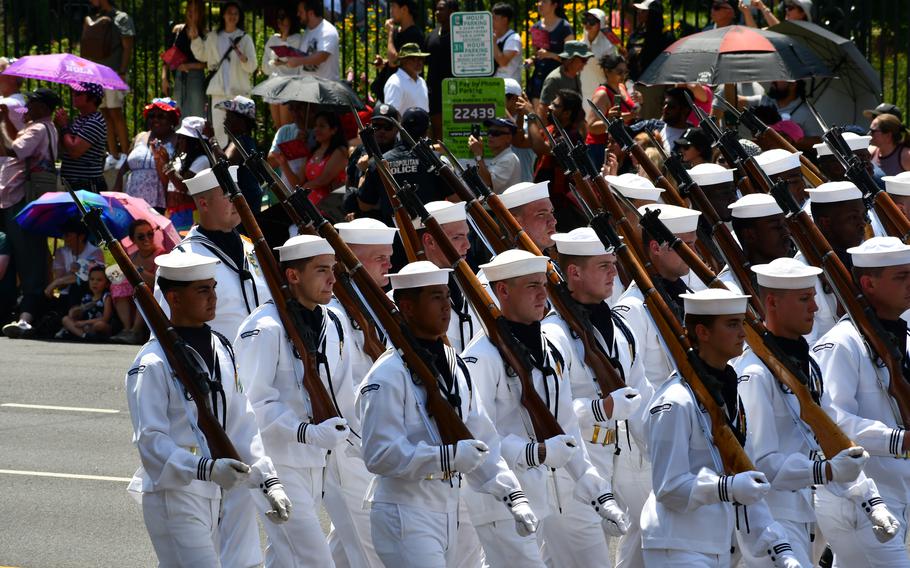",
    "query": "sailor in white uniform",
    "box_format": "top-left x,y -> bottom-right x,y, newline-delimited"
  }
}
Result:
358,261 -> 539,568
500,181 -> 558,253
127,251 -> 291,567
735,258 -> 897,566
463,250 -> 629,566
811,237 -> 910,567
234,235 -> 352,567
643,288 -> 801,568
720,193 -> 792,294
754,149 -> 808,209
153,165 -> 272,568
541,228 -> 647,568
687,163 -> 740,224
